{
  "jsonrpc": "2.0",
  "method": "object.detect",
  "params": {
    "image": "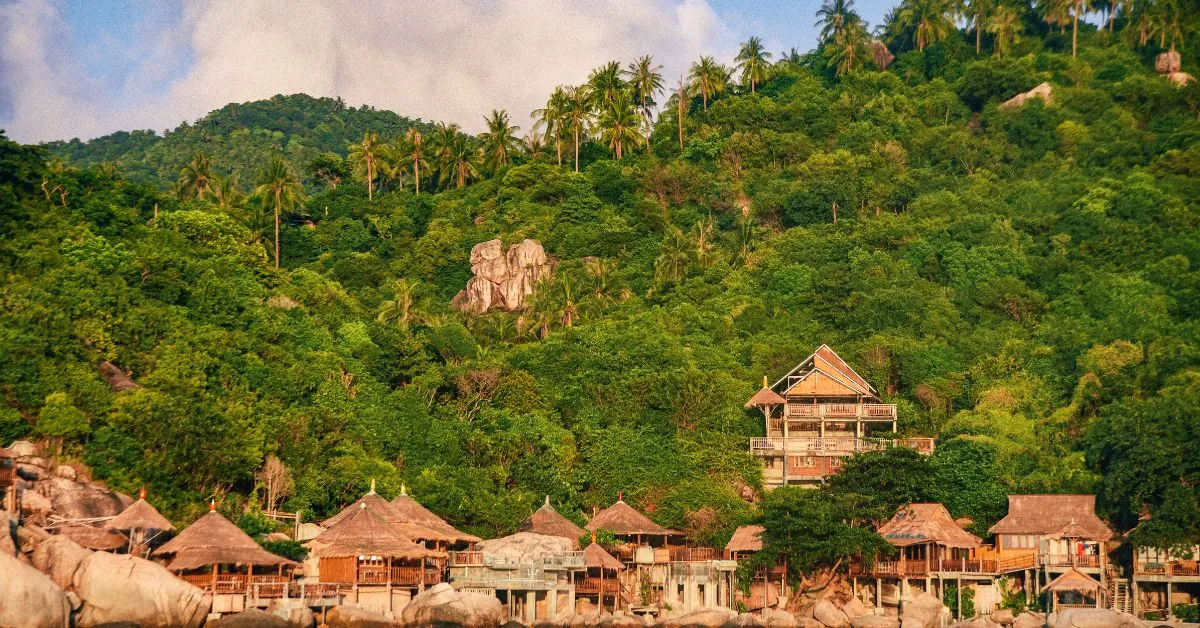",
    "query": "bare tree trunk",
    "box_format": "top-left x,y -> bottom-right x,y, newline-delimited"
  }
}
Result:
414,161 -> 420,195
574,126 -> 581,173
273,192 -> 281,269
1072,7 -> 1079,58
